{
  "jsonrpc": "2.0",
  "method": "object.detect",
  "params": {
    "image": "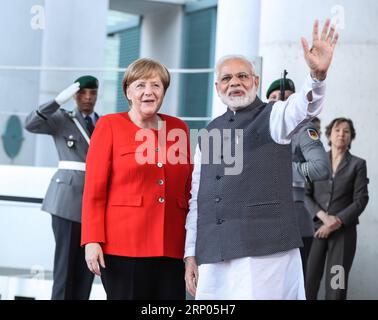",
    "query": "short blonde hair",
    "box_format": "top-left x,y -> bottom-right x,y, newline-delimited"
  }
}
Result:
122,58 -> 170,105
